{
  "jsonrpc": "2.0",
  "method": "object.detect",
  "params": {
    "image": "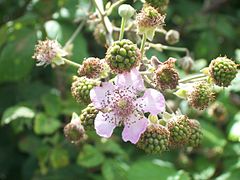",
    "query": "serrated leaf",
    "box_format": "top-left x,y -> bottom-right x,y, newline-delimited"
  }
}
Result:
77,144 -> 104,168
102,160 -> 128,180
34,113 -> 61,135
1,106 -> 35,125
